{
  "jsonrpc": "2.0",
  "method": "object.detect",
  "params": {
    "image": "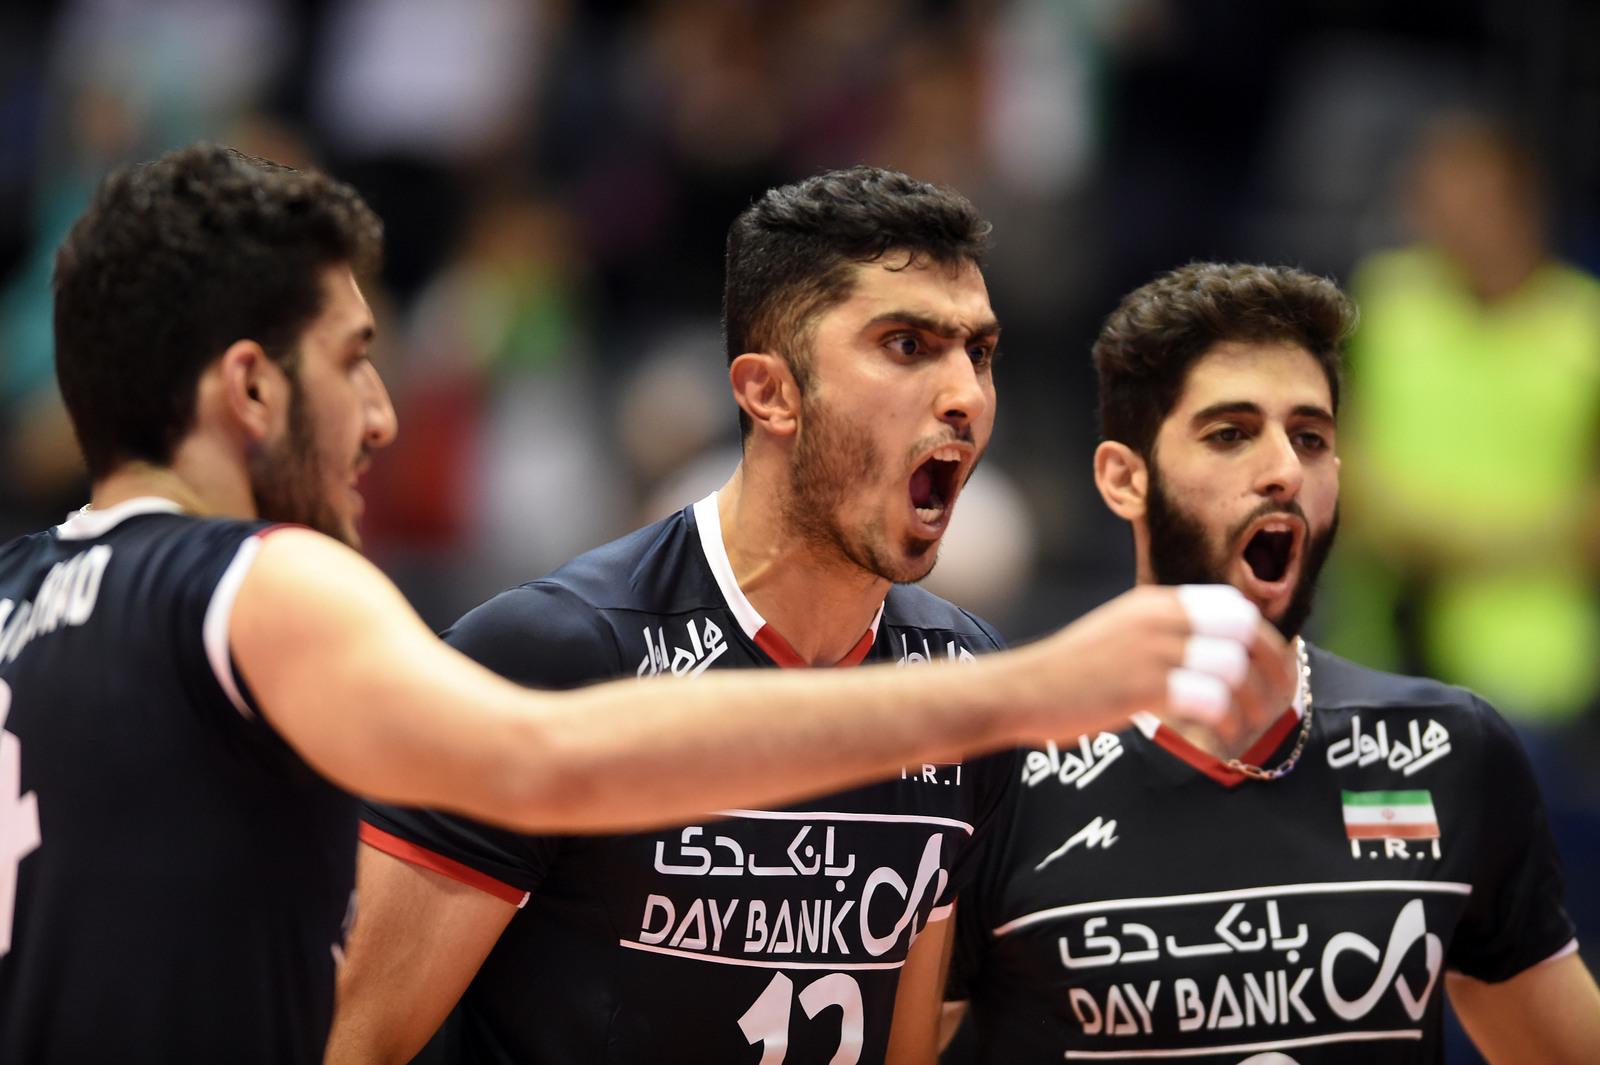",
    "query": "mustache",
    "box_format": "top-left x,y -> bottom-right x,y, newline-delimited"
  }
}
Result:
903,425 -> 976,466
1226,499 -> 1306,545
